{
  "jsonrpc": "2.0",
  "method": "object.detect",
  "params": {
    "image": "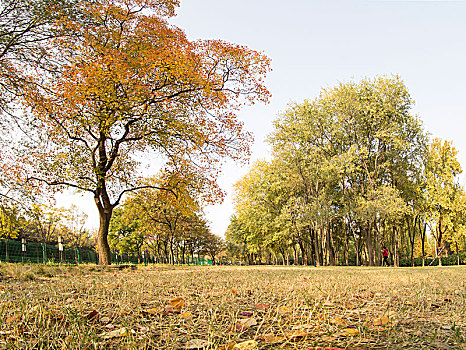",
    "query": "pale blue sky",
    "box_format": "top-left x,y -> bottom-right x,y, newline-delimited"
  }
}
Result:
61,0 -> 466,236
171,0 -> 466,237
